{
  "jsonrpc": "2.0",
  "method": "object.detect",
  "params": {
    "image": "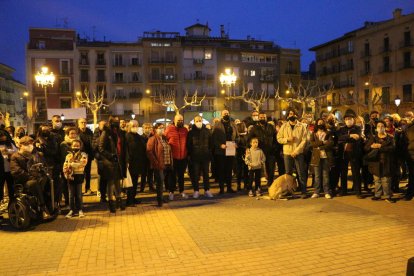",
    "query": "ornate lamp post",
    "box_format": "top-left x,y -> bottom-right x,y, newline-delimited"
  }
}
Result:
394,95 -> 401,114
131,113 -> 136,120
219,68 -> 237,95
35,66 -> 55,111
327,102 -> 332,112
